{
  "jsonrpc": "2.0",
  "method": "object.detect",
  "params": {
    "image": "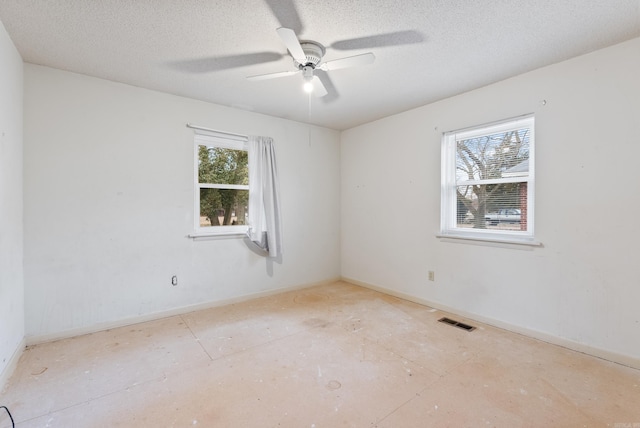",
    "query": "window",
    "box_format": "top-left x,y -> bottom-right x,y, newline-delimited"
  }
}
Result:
194,130 -> 249,235
440,115 -> 536,244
